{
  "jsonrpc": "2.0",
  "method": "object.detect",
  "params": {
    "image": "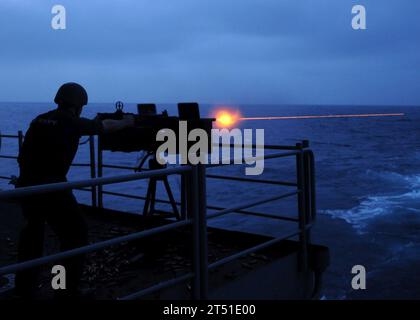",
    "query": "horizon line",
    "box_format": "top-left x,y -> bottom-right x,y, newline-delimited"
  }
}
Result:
0,101 -> 419,108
